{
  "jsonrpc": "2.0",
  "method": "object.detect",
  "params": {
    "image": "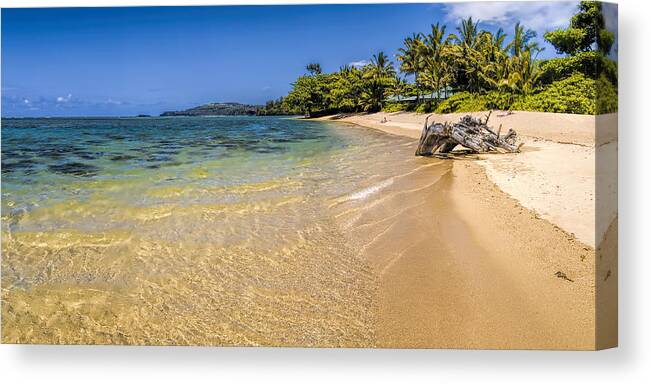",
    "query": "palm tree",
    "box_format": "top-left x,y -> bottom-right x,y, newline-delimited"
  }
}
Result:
495,22 -> 543,95
366,51 -> 396,80
469,30 -> 508,91
487,28 -> 508,62
390,75 -> 409,98
332,65 -> 364,111
454,16 -> 480,49
421,23 -> 452,98
338,64 -> 352,74
306,63 -> 322,75
448,17 -> 483,92
397,33 -> 425,100
501,47 -> 542,95
507,22 -> 539,57
359,51 -> 397,111
361,79 -> 386,112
